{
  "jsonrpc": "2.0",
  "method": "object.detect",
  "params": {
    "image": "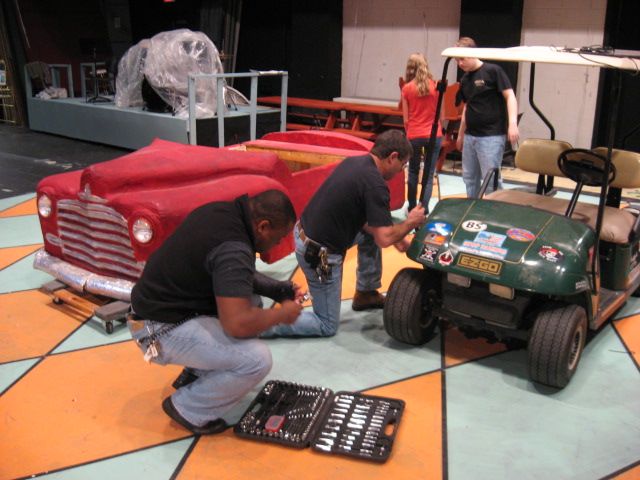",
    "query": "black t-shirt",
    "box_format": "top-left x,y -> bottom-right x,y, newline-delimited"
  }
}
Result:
459,62 -> 512,136
300,154 -> 393,252
131,196 -> 257,323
